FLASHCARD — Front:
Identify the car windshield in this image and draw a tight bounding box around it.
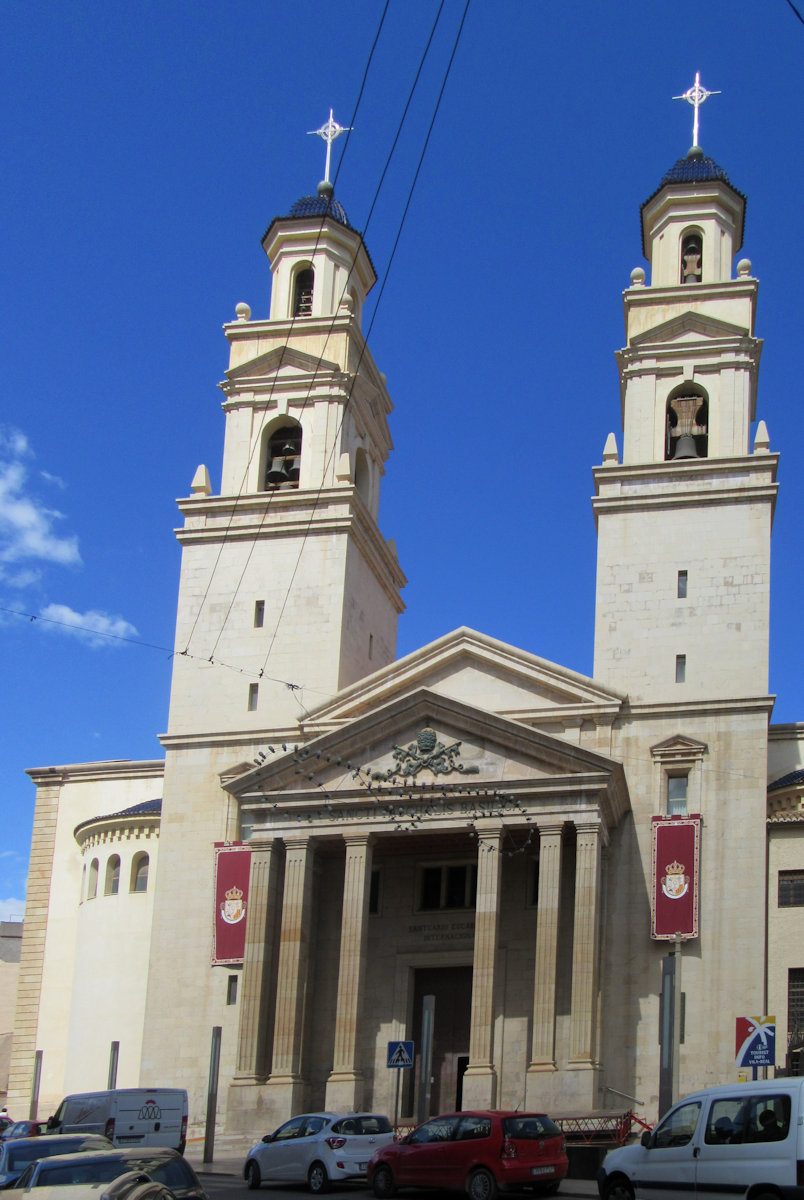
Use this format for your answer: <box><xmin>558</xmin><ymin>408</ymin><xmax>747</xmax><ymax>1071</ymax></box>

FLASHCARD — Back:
<box><xmin>503</xmin><ymin>1116</ymin><xmax>562</xmax><ymax>1139</ymax></box>
<box><xmin>37</xmin><ymin>1160</ymin><xmax>126</xmax><ymax>1186</ymax></box>
<box><xmin>125</xmin><ymin>1158</ymin><xmax>190</xmax><ymax>1189</ymax></box>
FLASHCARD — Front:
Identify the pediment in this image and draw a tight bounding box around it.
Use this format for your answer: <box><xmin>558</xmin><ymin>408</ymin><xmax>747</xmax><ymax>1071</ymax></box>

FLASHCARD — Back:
<box><xmin>630</xmin><ymin>310</ymin><xmax>748</xmax><ymax>349</ymax></box>
<box><xmin>650</xmin><ymin>734</ymin><xmax>708</xmax><ymax>767</ymax></box>
<box><xmin>222</xmin><ymin>345</ymin><xmax>340</xmax><ymax>388</ymax></box>
<box><xmin>223</xmin><ymin>686</ymin><xmax>630</xmax><ymax>832</ymax></box>
<box><xmin>299</xmin><ymin>628</ymin><xmax>624</xmax><ymax>736</ymax></box>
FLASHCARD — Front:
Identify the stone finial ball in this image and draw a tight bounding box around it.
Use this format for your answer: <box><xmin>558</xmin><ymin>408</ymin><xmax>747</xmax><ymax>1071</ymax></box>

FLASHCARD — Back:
<box><xmin>317</xmin><ymin>180</ymin><xmax>334</xmax><ymax>198</ymax></box>
<box><xmin>737</xmin><ymin>258</ymin><xmax>752</xmax><ymax>277</ymax></box>
<box><xmin>235</xmin><ymin>302</ymin><xmax>251</xmax><ymax>322</ymax></box>
<box><xmin>630</xmin><ymin>267</ymin><xmax>646</xmax><ymax>287</ymax></box>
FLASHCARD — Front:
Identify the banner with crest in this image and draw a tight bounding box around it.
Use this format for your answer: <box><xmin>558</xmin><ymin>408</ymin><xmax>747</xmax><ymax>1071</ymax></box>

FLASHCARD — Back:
<box><xmin>213</xmin><ymin>842</ymin><xmax>252</xmax><ymax>964</ymax></box>
<box><xmin>650</xmin><ymin>816</ymin><xmax>701</xmax><ymax>940</ymax></box>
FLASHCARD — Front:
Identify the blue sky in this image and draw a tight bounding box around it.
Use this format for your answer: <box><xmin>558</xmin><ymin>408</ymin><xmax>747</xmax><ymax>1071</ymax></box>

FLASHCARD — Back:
<box><xmin>2</xmin><ymin>1</ymin><xmax>803</xmax><ymax>919</ymax></box>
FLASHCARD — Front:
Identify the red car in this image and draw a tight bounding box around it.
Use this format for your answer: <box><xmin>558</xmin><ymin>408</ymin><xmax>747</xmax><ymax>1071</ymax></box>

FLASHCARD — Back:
<box><xmin>368</xmin><ymin>1110</ymin><xmax>568</xmax><ymax>1200</ymax></box>
<box><xmin>0</xmin><ymin>1120</ymin><xmax>44</xmax><ymax>1141</ymax></box>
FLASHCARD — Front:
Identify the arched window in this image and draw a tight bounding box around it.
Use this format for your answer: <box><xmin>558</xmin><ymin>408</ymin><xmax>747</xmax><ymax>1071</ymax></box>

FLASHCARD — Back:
<box><xmin>293</xmin><ymin>267</ymin><xmax>314</xmax><ymax>317</ymax></box>
<box><xmin>264</xmin><ymin>424</ymin><xmax>302</xmax><ymax>490</ymax></box>
<box><xmin>130</xmin><ymin>853</ymin><xmax>149</xmax><ymax>893</ymax></box>
<box><xmin>681</xmin><ymin>232</ymin><xmax>703</xmax><ymax>284</ymax></box>
<box><xmin>666</xmin><ymin>384</ymin><xmax>708</xmax><ymax>460</ymax></box>
<box><xmin>354</xmin><ymin>448</ymin><xmax>370</xmax><ymax>505</ymax></box>
<box><xmin>88</xmin><ymin>859</ymin><xmax>99</xmax><ymax>900</ymax></box>
<box><xmin>105</xmin><ymin>854</ymin><xmax>120</xmax><ymax>896</ymax></box>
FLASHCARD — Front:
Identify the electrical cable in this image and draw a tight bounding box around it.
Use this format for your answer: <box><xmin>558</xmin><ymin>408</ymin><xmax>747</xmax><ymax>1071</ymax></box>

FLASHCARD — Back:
<box><xmin>181</xmin><ymin>0</ymin><xmax>391</xmax><ymax>657</ymax></box>
<box><xmin>203</xmin><ymin>0</ymin><xmax>449</xmax><ymax>669</ymax></box>
<box><xmin>260</xmin><ymin>0</ymin><xmax>470</xmax><ymax>682</ymax></box>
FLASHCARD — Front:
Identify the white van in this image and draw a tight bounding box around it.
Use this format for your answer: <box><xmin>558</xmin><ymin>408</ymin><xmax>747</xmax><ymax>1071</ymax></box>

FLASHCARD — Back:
<box><xmin>48</xmin><ymin>1089</ymin><xmax>188</xmax><ymax>1154</ymax></box>
<box><xmin>598</xmin><ymin>1077</ymin><xmax>804</xmax><ymax>1199</ymax></box>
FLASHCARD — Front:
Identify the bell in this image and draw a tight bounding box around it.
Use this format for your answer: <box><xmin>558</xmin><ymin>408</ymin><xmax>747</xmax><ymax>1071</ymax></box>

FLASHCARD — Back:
<box><xmin>672</xmin><ymin>434</ymin><xmax>699</xmax><ymax>460</ymax></box>
<box><xmin>266</xmin><ymin>457</ymin><xmax>290</xmax><ymax>485</ymax></box>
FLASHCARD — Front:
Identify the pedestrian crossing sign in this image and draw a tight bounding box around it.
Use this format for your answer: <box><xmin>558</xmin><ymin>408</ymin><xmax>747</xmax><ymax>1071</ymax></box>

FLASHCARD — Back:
<box><xmin>387</xmin><ymin>1040</ymin><xmax>414</xmax><ymax>1068</ymax></box>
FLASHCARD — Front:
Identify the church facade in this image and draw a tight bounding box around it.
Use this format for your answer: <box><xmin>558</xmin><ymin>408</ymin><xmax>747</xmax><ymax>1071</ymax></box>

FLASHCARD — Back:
<box><xmin>10</xmin><ymin>146</ymin><xmax>804</xmax><ymax>1137</ymax></box>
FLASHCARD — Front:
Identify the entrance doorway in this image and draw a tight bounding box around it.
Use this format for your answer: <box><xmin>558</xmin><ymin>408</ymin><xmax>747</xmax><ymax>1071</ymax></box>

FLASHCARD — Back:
<box><xmin>410</xmin><ymin>966</ymin><xmax>472</xmax><ymax>1117</ymax></box>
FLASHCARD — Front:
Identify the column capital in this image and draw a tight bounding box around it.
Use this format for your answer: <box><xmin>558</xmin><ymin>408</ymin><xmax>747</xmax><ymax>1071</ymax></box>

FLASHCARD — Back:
<box><xmin>536</xmin><ymin>821</ymin><xmax>566</xmax><ymax>839</ymax></box>
<box><xmin>342</xmin><ymin>831</ymin><xmax>375</xmax><ymax>849</ymax></box>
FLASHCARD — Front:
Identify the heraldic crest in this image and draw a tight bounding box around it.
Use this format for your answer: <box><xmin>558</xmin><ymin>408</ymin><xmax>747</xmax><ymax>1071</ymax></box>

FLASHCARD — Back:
<box><xmin>660</xmin><ymin>859</ymin><xmax>689</xmax><ymax>900</ymax></box>
<box><xmin>372</xmin><ymin>727</ymin><xmax>480</xmax><ymax>781</ymax></box>
<box><xmin>220</xmin><ymin>883</ymin><xmax>246</xmax><ymax>925</ymax></box>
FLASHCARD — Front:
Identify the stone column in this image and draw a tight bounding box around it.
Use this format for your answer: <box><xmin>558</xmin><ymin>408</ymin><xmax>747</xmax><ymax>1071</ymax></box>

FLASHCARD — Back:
<box><xmin>461</xmin><ymin>822</ymin><xmax>503</xmax><ymax>1110</ymax></box>
<box><xmin>234</xmin><ymin>840</ymin><xmax>282</xmax><ymax>1079</ymax></box>
<box><xmin>326</xmin><ymin>833</ymin><xmax>374</xmax><ymax>1111</ymax></box>
<box><xmin>569</xmin><ymin>820</ymin><xmax>603</xmax><ymax>1067</ymax></box>
<box><xmin>226</xmin><ymin>840</ymin><xmax>283</xmax><ymax>1133</ymax></box>
<box><xmin>267</xmin><ymin>835</ymin><xmax>316</xmax><ymax>1113</ymax></box>
<box><xmin>526</xmin><ymin>823</ymin><xmax>564</xmax><ymax>1106</ymax></box>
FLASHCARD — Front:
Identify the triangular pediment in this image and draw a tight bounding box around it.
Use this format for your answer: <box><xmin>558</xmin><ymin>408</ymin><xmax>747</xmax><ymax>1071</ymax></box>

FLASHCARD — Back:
<box><xmin>223</xmin><ymin>686</ymin><xmax>630</xmax><ymax>831</ymax></box>
<box><xmin>222</xmin><ymin>345</ymin><xmax>340</xmax><ymax>388</ymax></box>
<box><xmin>630</xmin><ymin>310</ymin><xmax>748</xmax><ymax>349</ymax></box>
<box><xmin>299</xmin><ymin>628</ymin><xmax>624</xmax><ymax>737</ymax></box>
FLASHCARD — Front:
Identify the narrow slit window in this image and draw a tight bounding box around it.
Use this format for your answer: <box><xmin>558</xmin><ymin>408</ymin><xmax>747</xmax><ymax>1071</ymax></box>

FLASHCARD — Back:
<box><xmin>227</xmin><ymin>975</ymin><xmax>238</xmax><ymax>1005</ymax></box>
<box><xmin>675</xmin><ymin>655</ymin><xmax>686</xmax><ymax>683</ymax></box>
<box><xmin>254</xmin><ymin>601</ymin><xmax>265</xmax><ymax>628</ymax></box>
<box><xmin>677</xmin><ymin>570</ymin><xmax>688</xmax><ymax>599</ymax></box>
<box><xmin>248</xmin><ymin>683</ymin><xmax>259</xmax><ymax>711</ymax></box>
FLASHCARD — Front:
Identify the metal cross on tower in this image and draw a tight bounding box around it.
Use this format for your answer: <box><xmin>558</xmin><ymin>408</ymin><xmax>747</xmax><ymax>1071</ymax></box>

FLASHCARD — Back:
<box><xmin>673</xmin><ymin>73</ymin><xmax>721</xmax><ymax>149</ymax></box>
<box><xmin>307</xmin><ymin>108</ymin><xmax>352</xmax><ymax>185</ymax></box>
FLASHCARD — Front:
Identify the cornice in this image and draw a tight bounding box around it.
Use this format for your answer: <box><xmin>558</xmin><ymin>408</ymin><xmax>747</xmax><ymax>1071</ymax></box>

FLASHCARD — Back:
<box><xmin>613</xmin><ymin>695</ymin><xmax>775</xmax><ymax>721</ymax></box>
<box><xmin>26</xmin><ymin>760</ymin><xmax>164</xmax><ymax>786</ymax></box>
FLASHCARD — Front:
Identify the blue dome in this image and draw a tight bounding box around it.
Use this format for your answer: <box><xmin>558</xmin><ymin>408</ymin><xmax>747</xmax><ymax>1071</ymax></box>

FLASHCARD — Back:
<box><xmin>660</xmin><ymin>154</ymin><xmax>734</xmax><ymax>188</ymax></box>
<box><xmin>286</xmin><ymin>193</ymin><xmax>352</xmax><ymax>228</ymax></box>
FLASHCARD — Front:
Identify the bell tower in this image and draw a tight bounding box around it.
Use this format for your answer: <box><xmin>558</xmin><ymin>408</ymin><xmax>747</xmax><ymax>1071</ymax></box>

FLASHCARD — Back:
<box><xmin>166</xmin><ymin>180</ymin><xmax>406</xmax><ymax>737</ymax></box>
<box><xmin>592</xmin><ymin>146</ymin><xmax>778</xmax><ymax>703</ymax></box>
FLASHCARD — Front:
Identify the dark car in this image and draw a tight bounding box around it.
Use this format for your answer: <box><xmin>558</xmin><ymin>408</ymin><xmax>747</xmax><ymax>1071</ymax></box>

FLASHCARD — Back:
<box><xmin>0</xmin><ymin>1124</ymin><xmax>44</xmax><ymax>1143</ymax></box>
<box><xmin>368</xmin><ymin>1111</ymin><xmax>568</xmax><ymax>1200</ymax></box>
<box><xmin>0</xmin><ymin>1136</ymin><xmax>113</xmax><ymax>1188</ymax></box>
<box><xmin>12</xmin><ymin>1148</ymin><xmax>206</xmax><ymax>1200</ymax></box>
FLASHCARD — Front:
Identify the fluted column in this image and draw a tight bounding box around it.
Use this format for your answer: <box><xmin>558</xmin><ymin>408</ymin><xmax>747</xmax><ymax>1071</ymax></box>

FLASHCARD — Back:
<box><xmin>326</xmin><ymin>833</ymin><xmax>374</xmax><ymax>1111</ymax></box>
<box><xmin>569</xmin><ymin>820</ymin><xmax>603</xmax><ymax>1064</ymax></box>
<box><xmin>268</xmin><ymin>835</ymin><xmax>316</xmax><ymax>1112</ymax></box>
<box><xmin>526</xmin><ymin>823</ymin><xmax>564</xmax><ymax>1102</ymax></box>
<box><xmin>461</xmin><ymin>822</ymin><xmax>503</xmax><ymax>1110</ymax></box>
<box><xmin>234</xmin><ymin>840</ymin><xmax>281</xmax><ymax>1080</ymax></box>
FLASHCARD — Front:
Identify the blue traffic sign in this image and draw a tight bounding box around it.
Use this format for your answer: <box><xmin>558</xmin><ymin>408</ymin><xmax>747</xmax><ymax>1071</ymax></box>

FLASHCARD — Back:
<box><xmin>387</xmin><ymin>1040</ymin><xmax>414</xmax><ymax>1068</ymax></box>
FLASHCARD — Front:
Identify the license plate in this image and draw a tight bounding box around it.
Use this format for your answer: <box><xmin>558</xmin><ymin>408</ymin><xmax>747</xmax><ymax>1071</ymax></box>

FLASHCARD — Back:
<box><xmin>358</xmin><ymin>1164</ymin><xmax>368</xmax><ymax>1172</ymax></box>
<box><xmin>531</xmin><ymin>1167</ymin><xmax>554</xmax><ymax>1177</ymax></box>
<box><xmin>117</xmin><ymin>1137</ymin><xmax>143</xmax><ymax>1145</ymax></box>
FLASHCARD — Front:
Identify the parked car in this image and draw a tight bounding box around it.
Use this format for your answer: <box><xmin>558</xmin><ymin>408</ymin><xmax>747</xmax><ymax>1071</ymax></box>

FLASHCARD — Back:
<box><xmin>597</xmin><ymin>1076</ymin><xmax>804</xmax><ymax>1200</ymax></box>
<box><xmin>368</xmin><ymin>1110</ymin><xmax>568</xmax><ymax>1200</ymax></box>
<box><xmin>0</xmin><ymin>1136</ymin><xmax>113</xmax><ymax>1189</ymax></box>
<box><xmin>0</xmin><ymin>1124</ymin><xmax>12</xmax><ymax>1140</ymax></box>
<box><xmin>244</xmin><ymin>1112</ymin><xmax>395</xmax><ymax>1192</ymax></box>
<box><xmin>0</xmin><ymin>1124</ymin><xmax>44</xmax><ymax>1143</ymax></box>
<box><xmin>10</xmin><ymin>1148</ymin><xmax>206</xmax><ymax>1200</ymax></box>
<box><xmin>4</xmin><ymin>1172</ymin><xmax>176</xmax><ymax>1200</ymax></box>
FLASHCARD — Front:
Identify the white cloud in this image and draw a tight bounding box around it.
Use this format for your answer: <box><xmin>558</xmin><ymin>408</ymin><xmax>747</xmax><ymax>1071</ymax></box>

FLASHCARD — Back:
<box><xmin>0</xmin><ymin>899</ymin><xmax>25</xmax><ymax>922</ymax></box>
<box><xmin>39</xmin><ymin>603</ymin><xmax>139</xmax><ymax>647</ymax></box>
<box><xmin>0</xmin><ymin>428</ymin><xmax>80</xmax><ymax>572</ymax></box>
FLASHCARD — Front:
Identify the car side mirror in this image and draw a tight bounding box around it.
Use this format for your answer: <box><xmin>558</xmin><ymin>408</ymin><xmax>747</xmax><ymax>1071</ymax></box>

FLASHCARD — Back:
<box><xmin>641</xmin><ymin>1131</ymin><xmax>652</xmax><ymax>1149</ymax></box>
<box><xmin>262</xmin><ymin>1135</ymin><xmax>273</xmax><ymax>1143</ymax></box>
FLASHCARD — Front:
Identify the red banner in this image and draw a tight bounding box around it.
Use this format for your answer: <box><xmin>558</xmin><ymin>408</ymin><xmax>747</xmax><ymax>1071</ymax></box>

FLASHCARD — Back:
<box><xmin>650</xmin><ymin>816</ymin><xmax>701</xmax><ymax>940</ymax></box>
<box><xmin>212</xmin><ymin>843</ymin><xmax>252</xmax><ymax>964</ymax></box>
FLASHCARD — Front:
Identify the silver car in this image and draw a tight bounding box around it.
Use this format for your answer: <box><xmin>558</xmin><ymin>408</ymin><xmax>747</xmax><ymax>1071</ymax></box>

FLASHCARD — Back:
<box><xmin>244</xmin><ymin>1112</ymin><xmax>395</xmax><ymax>1193</ymax></box>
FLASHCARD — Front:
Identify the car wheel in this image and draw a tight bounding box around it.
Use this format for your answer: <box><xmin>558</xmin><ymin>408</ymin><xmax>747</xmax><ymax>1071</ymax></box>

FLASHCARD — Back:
<box><xmin>308</xmin><ymin>1162</ymin><xmax>330</xmax><ymax>1194</ymax></box>
<box><xmin>372</xmin><ymin>1165</ymin><xmax>397</xmax><ymax>1199</ymax></box>
<box><xmin>466</xmin><ymin>1167</ymin><xmax>497</xmax><ymax>1200</ymax></box>
<box><xmin>246</xmin><ymin>1160</ymin><xmax>262</xmax><ymax>1190</ymax></box>
<box><xmin>602</xmin><ymin>1177</ymin><xmax>634</xmax><ymax>1200</ymax></box>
